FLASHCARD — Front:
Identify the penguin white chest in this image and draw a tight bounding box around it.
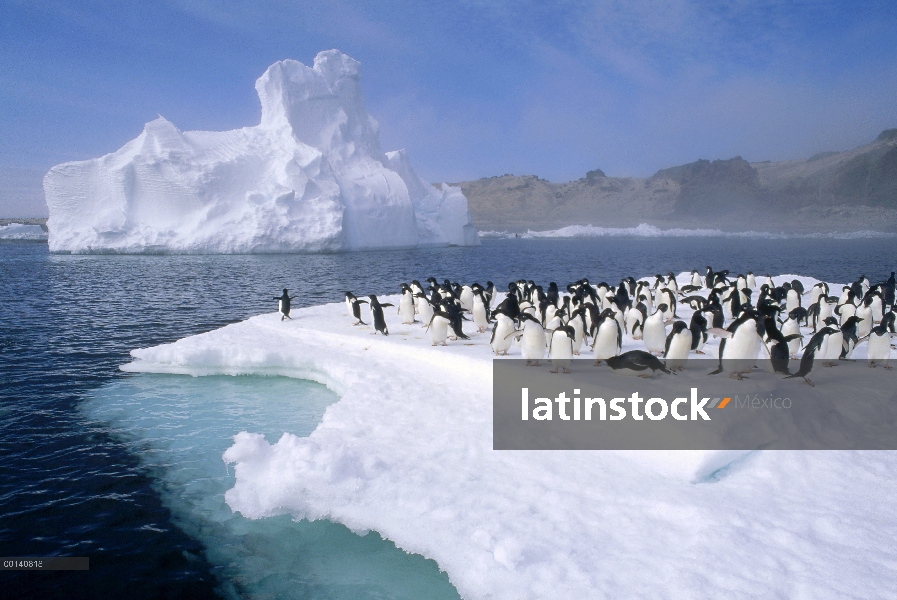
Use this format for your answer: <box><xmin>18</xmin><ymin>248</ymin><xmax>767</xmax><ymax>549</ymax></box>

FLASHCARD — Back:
<box><xmin>724</xmin><ymin>324</ymin><xmax>761</xmax><ymax>362</ymax></box>
<box><xmin>491</xmin><ymin>316</ymin><xmax>515</xmax><ymax>355</ymax></box>
<box><xmin>868</xmin><ymin>333</ymin><xmax>892</xmax><ymax>364</ymax></box>
<box><xmin>592</xmin><ymin>321</ymin><xmax>620</xmax><ymax>360</ymax></box>
<box><xmin>642</xmin><ymin>315</ymin><xmax>667</xmax><ymax>354</ymax></box>
<box><xmin>521</xmin><ymin>323</ymin><xmax>547</xmax><ymax>360</ymax></box>
<box><xmin>399</xmin><ymin>293</ymin><xmax>415</xmax><ymax>324</ymax></box>
<box><xmin>549</xmin><ymin>332</ymin><xmax>574</xmax><ymax>360</ymax></box>
<box><xmin>666</xmin><ymin>331</ymin><xmax>692</xmax><ymax>359</ymax></box>
<box><xmin>430</xmin><ymin>316</ymin><xmax>450</xmax><ymax>346</ymax></box>
<box><xmin>472</xmin><ymin>300</ymin><xmax>488</xmax><ymax>332</ymax></box>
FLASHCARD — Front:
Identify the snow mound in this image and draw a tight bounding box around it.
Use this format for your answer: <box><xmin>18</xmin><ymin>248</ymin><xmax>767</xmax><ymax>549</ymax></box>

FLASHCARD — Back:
<box><xmin>122</xmin><ymin>274</ymin><xmax>897</xmax><ymax>599</ymax></box>
<box><xmin>44</xmin><ymin>50</ymin><xmax>478</xmax><ymax>253</ymax></box>
<box><xmin>0</xmin><ymin>223</ymin><xmax>47</xmax><ymax>240</ymax></box>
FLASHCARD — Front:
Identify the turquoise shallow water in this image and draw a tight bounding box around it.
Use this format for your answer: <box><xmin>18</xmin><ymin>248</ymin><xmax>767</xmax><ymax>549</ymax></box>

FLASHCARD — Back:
<box><xmin>82</xmin><ymin>374</ymin><xmax>460</xmax><ymax>600</ymax></box>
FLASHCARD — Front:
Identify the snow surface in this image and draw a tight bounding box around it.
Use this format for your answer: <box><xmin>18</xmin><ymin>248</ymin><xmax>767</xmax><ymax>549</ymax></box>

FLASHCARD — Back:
<box><xmin>479</xmin><ymin>223</ymin><xmax>897</xmax><ymax>239</ymax></box>
<box><xmin>123</xmin><ymin>273</ymin><xmax>897</xmax><ymax>599</ymax></box>
<box><xmin>0</xmin><ymin>223</ymin><xmax>47</xmax><ymax>240</ymax></box>
<box><xmin>44</xmin><ymin>51</ymin><xmax>478</xmax><ymax>253</ymax></box>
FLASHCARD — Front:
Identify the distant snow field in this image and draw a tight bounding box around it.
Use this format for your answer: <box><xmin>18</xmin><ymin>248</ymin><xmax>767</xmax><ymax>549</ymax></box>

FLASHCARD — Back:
<box><xmin>124</xmin><ymin>273</ymin><xmax>897</xmax><ymax>599</ymax></box>
<box><xmin>479</xmin><ymin>223</ymin><xmax>897</xmax><ymax>239</ymax></box>
<box><xmin>0</xmin><ymin>223</ymin><xmax>47</xmax><ymax>240</ymax></box>
<box><xmin>44</xmin><ymin>51</ymin><xmax>478</xmax><ymax>253</ymax></box>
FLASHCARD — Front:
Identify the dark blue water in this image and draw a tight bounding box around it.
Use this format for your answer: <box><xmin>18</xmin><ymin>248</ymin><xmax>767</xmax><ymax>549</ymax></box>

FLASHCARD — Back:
<box><xmin>2</xmin><ymin>237</ymin><xmax>896</xmax><ymax>598</ymax></box>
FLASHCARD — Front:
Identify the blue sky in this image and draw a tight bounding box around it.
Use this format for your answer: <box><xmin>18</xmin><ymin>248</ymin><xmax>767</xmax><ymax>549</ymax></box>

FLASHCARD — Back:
<box><xmin>1</xmin><ymin>0</ymin><xmax>896</xmax><ymax>216</ymax></box>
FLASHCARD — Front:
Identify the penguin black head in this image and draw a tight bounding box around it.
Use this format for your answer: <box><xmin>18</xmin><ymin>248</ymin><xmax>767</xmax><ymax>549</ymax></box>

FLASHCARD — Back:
<box><xmin>824</xmin><ymin>316</ymin><xmax>839</xmax><ymax>326</ymax></box>
<box><xmin>283</xmin><ymin>288</ymin><xmax>288</xmax><ymax>294</ymax></box>
<box><xmin>656</xmin><ymin>303</ymin><xmax>668</xmax><ymax>313</ymax></box>
<box><xmin>670</xmin><ymin>321</ymin><xmax>688</xmax><ymax>334</ymax></box>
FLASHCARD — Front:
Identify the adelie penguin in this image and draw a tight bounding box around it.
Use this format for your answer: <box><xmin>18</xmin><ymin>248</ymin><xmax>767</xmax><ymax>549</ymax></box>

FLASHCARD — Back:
<box><xmin>642</xmin><ymin>304</ymin><xmax>669</xmax><ymax>356</ymax></box>
<box><xmin>490</xmin><ymin>311</ymin><xmax>516</xmax><ymax>355</ymax></box>
<box><xmin>275</xmin><ymin>288</ymin><xmax>297</xmax><ymax>321</ymax></box>
<box><xmin>605</xmin><ymin>350</ymin><xmax>671</xmax><ymax>377</ymax></box>
<box><xmin>427</xmin><ymin>309</ymin><xmax>452</xmax><ymax>346</ymax></box>
<box><xmin>709</xmin><ymin>309</ymin><xmax>765</xmax><ymax>380</ymax></box>
<box><xmin>508</xmin><ymin>313</ymin><xmax>547</xmax><ymax>366</ymax></box>
<box><xmin>547</xmin><ymin>325</ymin><xmax>576</xmax><ymax>373</ymax></box>
<box><xmin>864</xmin><ymin>325</ymin><xmax>894</xmax><ymax>368</ymax></box>
<box><xmin>367</xmin><ymin>295</ymin><xmax>393</xmax><ymax>335</ymax></box>
<box><xmin>591</xmin><ymin>308</ymin><xmax>622</xmax><ymax>366</ymax></box>
<box><xmin>663</xmin><ymin>321</ymin><xmax>692</xmax><ymax>371</ymax></box>
<box><xmin>689</xmin><ymin>311</ymin><xmax>708</xmax><ymax>354</ymax></box>
<box><xmin>345</xmin><ymin>292</ymin><xmax>368</xmax><ymax>325</ymax></box>
<box><xmin>398</xmin><ymin>284</ymin><xmax>417</xmax><ymax>324</ymax></box>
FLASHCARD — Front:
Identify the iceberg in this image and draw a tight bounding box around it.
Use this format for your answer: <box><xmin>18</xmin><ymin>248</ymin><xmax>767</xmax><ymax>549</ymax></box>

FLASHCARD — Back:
<box><xmin>44</xmin><ymin>50</ymin><xmax>479</xmax><ymax>253</ymax></box>
<box><xmin>122</xmin><ymin>273</ymin><xmax>897</xmax><ymax>599</ymax></box>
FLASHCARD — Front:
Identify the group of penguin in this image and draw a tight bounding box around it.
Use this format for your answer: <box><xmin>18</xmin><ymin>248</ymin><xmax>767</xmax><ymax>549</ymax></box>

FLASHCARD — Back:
<box><xmin>338</xmin><ymin>268</ymin><xmax>897</xmax><ymax>384</ymax></box>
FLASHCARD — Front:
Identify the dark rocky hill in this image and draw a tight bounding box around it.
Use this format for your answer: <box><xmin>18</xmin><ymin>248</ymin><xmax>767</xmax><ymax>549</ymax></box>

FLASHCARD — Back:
<box><xmin>451</xmin><ymin>129</ymin><xmax>897</xmax><ymax>233</ymax></box>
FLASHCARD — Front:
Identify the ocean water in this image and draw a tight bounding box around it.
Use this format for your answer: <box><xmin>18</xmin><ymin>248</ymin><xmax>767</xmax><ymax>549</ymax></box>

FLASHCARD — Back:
<box><xmin>2</xmin><ymin>237</ymin><xmax>896</xmax><ymax>598</ymax></box>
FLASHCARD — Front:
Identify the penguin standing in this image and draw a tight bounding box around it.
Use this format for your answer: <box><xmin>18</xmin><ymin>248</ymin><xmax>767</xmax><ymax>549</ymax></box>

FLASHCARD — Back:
<box><xmin>642</xmin><ymin>304</ymin><xmax>669</xmax><ymax>356</ymax></box>
<box><xmin>508</xmin><ymin>313</ymin><xmax>547</xmax><ymax>366</ymax></box>
<box><xmin>814</xmin><ymin>318</ymin><xmax>843</xmax><ymax>367</ymax></box>
<box><xmin>663</xmin><ymin>321</ymin><xmax>692</xmax><ymax>371</ymax></box>
<box><xmin>781</xmin><ymin>309</ymin><xmax>804</xmax><ymax>358</ymax></box>
<box><xmin>591</xmin><ymin>308</ymin><xmax>622</xmax><ymax>366</ymax></box>
<box><xmin>763</xmin><ymin>326</ymin><xmax>800</xmax><ymax>375</ymax></box>
<box><xmin>415</xmin><ymin>293</ymin><xmax>434</xmax><ymax>328</ymax></box>
<box><xmin>865</xmin><ymin>325</ymin><xmax>893</xmax><ymax>368</ymax></box>
<box><xmin>548</xmin><ymin>325</ymin><xmax>576</xmax><ymax>373</ymax></box>
<box><xmin>472</xmin><ymin>291</ymin><xmax>490</xmax><ymax>333</ymax></box>
<box><xmin>428</xmin><ymin>310</ymin><xmax>452</xmax><ymax>346</ymax></box>
<box><xmin>626</xmin><ymin>302</ymin><xmax>648</xmax><ymax>340</ymax></box>
<box><xmin>367</xmin><ymin>295</ymin><xmax>393</xmax><ymax>336</ymax></box>
<box><xmin>345</xmin><ymin>292</ymin><xmax>368</xmax><ymax>325</ymax></box>
<box><xmin>839</xmin><ymin>315</ymin><xmax>863</xmax><ymax>359</ymax></box>
<box><xmin>274</xmin><ymin>288</ymin><xmax>297</xmax><ymax>321</ymax></box>
<box><xmin>568</xmin><ymin>307</ymin><xmax>588</xmax><ymax>355</ymax></box>
<box><xmin>856</xmin><ymin>296</ymin><xmax>875</xmax><ymax>339</ymax></box>
<box><xmin>459</xmin><ymin>285</ymin><xmax>475</xmax><ymax>313</ymax></box>
<box><xmin>690</xmin><ymin>270</ymin><xmax>702</xmax><ymax>288</ymax></box>
<box><xmin>399</xmin><ymin>284</ymin><xmax>417</xmax><ymax>324</ymax></box>
<box><xmin>688</xmin><ymin>311</ymin><xmax>708</xmax><ymax>354</ymax></box>
<box><xmin>709</xmin><ymin>310</ymin><xmax>765</xmax><ymax>380</ymax></box>
<box><xmin>490</xmin><ymin>312</ymin><xmax>516</xmax><ymax>355</ymax></box>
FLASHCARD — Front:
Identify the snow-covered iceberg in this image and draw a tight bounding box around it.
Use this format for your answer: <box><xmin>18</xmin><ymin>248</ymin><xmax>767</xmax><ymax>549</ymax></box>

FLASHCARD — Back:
<box><xmin>44</xmin><ymin>50</ymin><xmax>479</xmax><ymax>253</ymax></box>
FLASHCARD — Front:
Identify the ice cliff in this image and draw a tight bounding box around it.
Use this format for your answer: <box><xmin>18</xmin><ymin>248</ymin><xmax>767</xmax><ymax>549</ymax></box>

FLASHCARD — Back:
<box><xmin>44</xmin><ymin>50</ymin><xmax>479</xmax><ymax>253</ymax></box>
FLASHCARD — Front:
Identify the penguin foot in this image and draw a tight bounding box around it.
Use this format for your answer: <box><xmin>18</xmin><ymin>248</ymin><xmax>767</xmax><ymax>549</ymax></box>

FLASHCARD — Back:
<box><xmin>886</xmin><ymin>365</ymin><xmax>893</xmax><ymax>370</ymax></box>
<box><xmin>696</xmin><ymin>350</ymin><xmax>705</xmax><ymax>355</ymax></box>
<box><xmin>593</xmin><ymin>361</ymin><xmax>603</xmax><ymax>367</ymax></box>
<box><xmin>550</xmin><ymin>368</ymin><xmax>559</xmax><ymax>373</ymax></box>
<box><xmin>869</xmin><ymin>363</ymin><xmax>876</xmax><ymax>368</ymax></box>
